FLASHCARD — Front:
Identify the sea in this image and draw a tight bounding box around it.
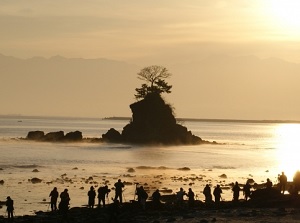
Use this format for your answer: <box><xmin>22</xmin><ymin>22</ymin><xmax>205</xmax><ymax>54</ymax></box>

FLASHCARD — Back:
<box><xmin>0</xmin><ymin>115</ymin><xmax>300</xmax><ymax>216</ymax></box>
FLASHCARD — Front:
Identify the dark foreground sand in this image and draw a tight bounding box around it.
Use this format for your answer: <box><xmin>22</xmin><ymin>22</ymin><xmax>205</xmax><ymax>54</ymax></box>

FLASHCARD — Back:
<box><xmin>1</xmin><ymin>195</ymin><xmax>300</xmax><ymax>223</ymax></box>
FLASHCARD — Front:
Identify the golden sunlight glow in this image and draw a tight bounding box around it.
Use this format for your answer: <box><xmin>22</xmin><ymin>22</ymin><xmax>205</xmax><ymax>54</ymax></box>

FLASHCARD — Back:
<box><xmin>264</xmin><ymin>0</ymin><xmax>300</xmax><ymax>38</ymax></box>
<box><xmin>275</xmin><ymin>124</ymin><xmax>300</xmax><ymax>180</ymax></box>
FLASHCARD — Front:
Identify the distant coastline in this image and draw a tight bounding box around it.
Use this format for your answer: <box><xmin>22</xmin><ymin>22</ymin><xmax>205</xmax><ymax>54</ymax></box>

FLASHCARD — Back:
<box><xmin>103</xmin><ymin>116</ymin><xmax>300</xmax><ymax>124</ymax></box>
<box><xmin>1</xmin><ymin>114</ymin><xmax>300</xmax><ymax>124</ymax></box>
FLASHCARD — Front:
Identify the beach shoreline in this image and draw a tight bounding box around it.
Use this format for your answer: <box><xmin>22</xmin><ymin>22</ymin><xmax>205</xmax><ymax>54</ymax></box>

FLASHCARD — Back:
<box><xmin>1</xmin><ymin>196</ymin><xmax>300</xmax><ymax>223</ymax></box>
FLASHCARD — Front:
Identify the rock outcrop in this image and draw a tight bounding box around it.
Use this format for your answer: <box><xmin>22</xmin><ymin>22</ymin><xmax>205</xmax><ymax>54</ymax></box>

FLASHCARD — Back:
<box><xmin>44</xmin><ymin>131</ymin><xmax>64</xmax><ymax>141</ymax></box>
<box><xmin>102</xmin><ymin>128</ymin><xmax>122</xmax><ymax>142</ymax></box>
<box><xmin>104</xmin><ymin>93</ymin><xmax>203</xmax><ymax>145</ymax></box>
<box><xmin>26</xmin><ymin>131</ymin><xmax>45</xmax><ymax>140</ymax></box>
<box><xmin>26</xmin><ymin>130</ymin><xmax>83</xmax><ymax>142</ymax></box>
<box><xmin>64</xmin><ymin>131</ymin><xmax>83</xmax><ymax>141</ymax></box>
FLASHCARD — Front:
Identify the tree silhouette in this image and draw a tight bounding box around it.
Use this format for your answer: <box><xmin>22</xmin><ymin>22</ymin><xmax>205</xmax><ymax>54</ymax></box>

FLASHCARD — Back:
<box><xmin>135</xmin><ymin>65</ymin><xmax>172</xmax><ymax>99</ymax></box>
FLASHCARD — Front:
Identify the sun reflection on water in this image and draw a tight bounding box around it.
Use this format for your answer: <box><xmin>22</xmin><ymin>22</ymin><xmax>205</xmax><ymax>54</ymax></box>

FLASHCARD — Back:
<box><xmin>275</xmin><ymin>124</ymin><xmax>300</xmax><ymax>181</ymax></box>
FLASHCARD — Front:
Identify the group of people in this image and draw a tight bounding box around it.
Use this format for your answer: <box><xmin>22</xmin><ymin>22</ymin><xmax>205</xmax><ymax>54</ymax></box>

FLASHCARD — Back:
<box><xmin>5</xmin><ymin>172</ymin><xmax>291</xmax><ymax>220</ymax></box>
<box><xmin>49</xmin><ymin>187</ymin><xmax>70</xmax><ymax>212</ymax></box>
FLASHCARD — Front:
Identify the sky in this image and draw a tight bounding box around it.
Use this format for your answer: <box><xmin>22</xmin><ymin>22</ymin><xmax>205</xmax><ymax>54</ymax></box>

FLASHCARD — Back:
<box><xmin>2</xmin><ymin>0</ymin><xmax>300</xmax><ymax>63</ymax></box>
<box><xmin>1</xmin><ymin>0</ymin><xmax>300</xmax><ymax>120</ymax></box>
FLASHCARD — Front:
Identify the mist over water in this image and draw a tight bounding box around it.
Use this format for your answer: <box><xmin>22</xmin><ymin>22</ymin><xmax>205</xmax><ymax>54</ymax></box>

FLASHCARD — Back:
<box><xmin>0</xmin><ymin>116</ymin><xmax>299</xmax><ymax>215</ymax></box>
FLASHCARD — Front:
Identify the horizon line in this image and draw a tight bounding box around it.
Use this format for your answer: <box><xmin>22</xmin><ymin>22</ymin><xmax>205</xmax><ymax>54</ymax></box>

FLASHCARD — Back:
<box><xmin>1</xmin><ymin>114</ymin><xmax>300</xmax><ymax>124</ymax></box>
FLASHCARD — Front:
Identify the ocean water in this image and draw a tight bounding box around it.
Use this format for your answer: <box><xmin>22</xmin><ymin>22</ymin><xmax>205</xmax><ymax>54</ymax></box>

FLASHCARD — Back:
<box><xmin>0</xmin><ymin>116</ymin><xmax>300</xmax><ymax>216</ymax></box>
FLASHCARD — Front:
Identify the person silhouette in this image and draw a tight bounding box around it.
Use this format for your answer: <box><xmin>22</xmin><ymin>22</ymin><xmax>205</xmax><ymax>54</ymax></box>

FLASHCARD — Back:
<box><xmin>187</xmin><ymin>188</ymin><xmax>195</xmax><ymax>208</ymax></box>
<box><xmin>98</xmin><ymin>185</ymin><xmax>111</xmax><ymax>208</ymax></box>
<box><xmin>232</xmin><ymin>181</ymin><xmax>241</xmax><ymax>202</ymax></box>
<box><xmin>59</xmin><ymin>189</ymin><xmax>70</xmax><ymax>222</ymax></box>
<box><xmin>266</xmin><ymin>178</ymin><xmax>273</xmax><ymax>190</ymax></box>
<box><xmin>136</xmin><ymin>186</ymin><xmax>148</xmax><ymax>210</ymax></box>
<box><xmin>6</xmin><ymin>196</ymin><xmax>14</xmax><ymax>220</ymax></box>
<box><xmin>203</xmin><ymin>184</ymin><xmax>212</xmax><ymax>203</ymax></box>
<box><xmin>213</xmin><ymin>185</ymin><xmax>222</xmax><ymax>204</ymax></box>
<box><xmin>176</xmin><ymin>187</ymin><xmax>187</xmax><ymax>207</ymax></box>
<box><xmin>49</xmin><ymin>187</ymin><xmax>59</xmax><ymax>211</ymax></box>
<box><xmin>279</xmin><ymin>172</ymin><xmax>287</xmax><ymax>194</ymax></box>
<box><xmin>152</xmin><ymin>189</ymin><xmax>161</xmax><ymax>207</ymax></box>
<box><xmin>88</xmin><ymin>186</ymin><xmax>96</xmax><ymax>208</ymax></box>
<box><xmin>243</xmin><ymin>182</ymin><xmax>251</xmax><ymax>201</ymax></box>
<box><xmin>114</xmin><ymin>179</ymin><xmax>125</xmax><ymax>204</ymax></box>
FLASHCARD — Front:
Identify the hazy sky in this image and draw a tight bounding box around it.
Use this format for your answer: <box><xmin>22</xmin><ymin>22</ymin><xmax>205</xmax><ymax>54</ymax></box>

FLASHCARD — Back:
<box><xmin>1</xmin><ymin>0</ymin><xmax>300</xmax><ymax>120</ymax></box>
<box><xmin>1</xmin><ymin>0</ymin><xmax>300</xmax><ymax>63</ymax></box>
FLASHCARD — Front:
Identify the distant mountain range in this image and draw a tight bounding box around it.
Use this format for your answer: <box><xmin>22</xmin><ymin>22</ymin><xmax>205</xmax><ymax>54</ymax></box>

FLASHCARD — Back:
<box><xmin>1</xmin><ymin>54</ymin><xmax>300</xmax><ymax>120</ymax></box>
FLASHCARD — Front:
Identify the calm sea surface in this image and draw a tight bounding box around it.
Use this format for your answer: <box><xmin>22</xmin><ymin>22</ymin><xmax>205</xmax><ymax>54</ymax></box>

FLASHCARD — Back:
<box><xmin>0</xmin><ymin>116</ymin><xmax>300</xmax><ymax>215</ymax></box>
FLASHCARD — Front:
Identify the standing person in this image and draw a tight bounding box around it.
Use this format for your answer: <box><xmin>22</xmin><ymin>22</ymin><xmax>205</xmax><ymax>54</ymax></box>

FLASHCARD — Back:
<box><xmin>213</xmin><ymin>185</ymin><xmax>222</xmax><ymax>204</ymax></box>
<box><xmin>152</xmin><ymin>189</ymin><xmax>161</xmax><ymax>207</ymax></box>
<box><xmin>176</xmin><ymin>187</ymin><xmax>186</xmax><ymax>207</ymax></box>
<box><xmin>114</xmin><ymin>179</ymin><xmax>125</xmax><ymax>204</ymax></box>
<box><xmin>98</xmin><ymin>185</ymin><xmax>111</xmax><ymax>208</ymax></box>
<box><xmin>49</xmin><ymin>187</ymin><xmax>59</xmax><ymax>211</ymax></box>
<box><xmin>243</xmin><ymin>182</ymin><xmax>251</xmax><ymax>201</ymax></box>
<box><xmin>87</xmin><ymin>186</ymin><xmax>96</xmax><ymax>208</ymax></box>
<box><xmin>137</xmin><ymin>186</ymin><xmax>148</xmax><ymax>210</ymax></box>
<box><xmin>6</xmin><ymin>196</ymin><xmax>14</xmax><ymax>220</ymax></box>
<box><xmin>59</xmin><ymin>189</ymin><xmax>70</xmax><ymax>223</ymax></box>
<box><xmin>279</xmin><ymin>172</ymin><xmax>288</xmax><ymax>194</ymax></box>
<box><xmin>243</xmin><ymin>181</ymin><xmax>251</xmax><ymax>201</ymax></box>
<box><xmin>59</xmin><ymin>189</ymin><xmax>70</xmax><ymax>212</ymax></box>
<box><xmin>232</xmin><ymin>181</ymin><xmax>241</xmax><ymax>202</ymax></box>
<box><xmin>203</xmin><ymin>184</ymin><xmax>212</xmax><ymax>203</ymax></box>
<box><xmin>187</xmin><ymin>188</ymin><xmax>195</xmax><ymax>208</ymax></box>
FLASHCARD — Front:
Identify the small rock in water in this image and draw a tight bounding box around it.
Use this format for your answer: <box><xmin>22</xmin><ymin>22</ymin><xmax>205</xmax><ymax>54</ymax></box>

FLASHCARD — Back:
<box><xmin>42</xmin><ymin>199</ymin><xmax>46</xmax><ymax>202</ymax></box>
<box><xmin>127</xmin><ymin>168</ymin><xmax>135</xmax><ymax>173</ymax></box>
<box><xmin>32</xmin><ymin>169</ymin><xmax>39</xmax><ymax>172</ymax></box>
<box><xmin>79</xmin><ymin>187</ymin><xmax>84</xmax><ymax>190</ymax></box>
<box><xmin>0</xmin><ymin>180</ymin><xmax>4</xmax><ymax>185</ymax></box>
<box><xmin>219</xmin><ymin>174</ymin><xmax>227</xmax><ymax>179</ymax></box>
<box><xmin>177</xmin><ymin>167</ymin><xmax>190</xmax><ymax>171</ymax></box>
<box><xmin>30</xmin><ymin>178</ymin><xmax>42</xmax><ymax>184</ymax></box>
<box><xmin>72</xmin><ymin>167</ymin><xmax>78</xmax><ymax>170</ymax></box>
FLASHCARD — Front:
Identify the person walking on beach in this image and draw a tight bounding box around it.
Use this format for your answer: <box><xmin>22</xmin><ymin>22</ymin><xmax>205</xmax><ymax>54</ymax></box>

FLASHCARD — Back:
<box><xmin>213</xmin><ymin>185</ymin><xmax>222</xmax><ymax>204</ymax></box>
<box><xmin>203</xmin><ymin>184</ymin><xmax>212</xmax><ymax>203</ymax></box>
<box><xmin>243</xmin><ymin>181</ymin><xmax>251</xmax><ymax>201</ymax></box>
<box><xmin>6</xmin><ymin>196</ymin><xmax>14</xmax><ymax>221</ymax></box>
<box><xmin>49</xmin><ymin>187</ymin><xmax>59</xmax><ymax>211</ymax></box>
<box><xmin>87</xmin><ymin>186</ymin><xmax>96</xmax><ymax>208</ymax></box>
<box><xmin>279</xmin><ymin>172</ymin><xmax>287</xmax><ymax>194</ymax></box>
<box><xmin>98</xmin><ymin>185</ymin><xmax>111</xmax><ymax>208</ymax></box>
<box><xmin>187</xmin><ymin>188</ymin><xmax>195</xmax><ymax>208</ymax></box>
<box><xmin>232</xmin><ymin>181</ymin><xmax>241</xmax><ymax>202</ymax></box>
<box><xmin>114</xmin><ymin>179</ymin><xmax>125</xmax><ymax>204</ymax></box>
